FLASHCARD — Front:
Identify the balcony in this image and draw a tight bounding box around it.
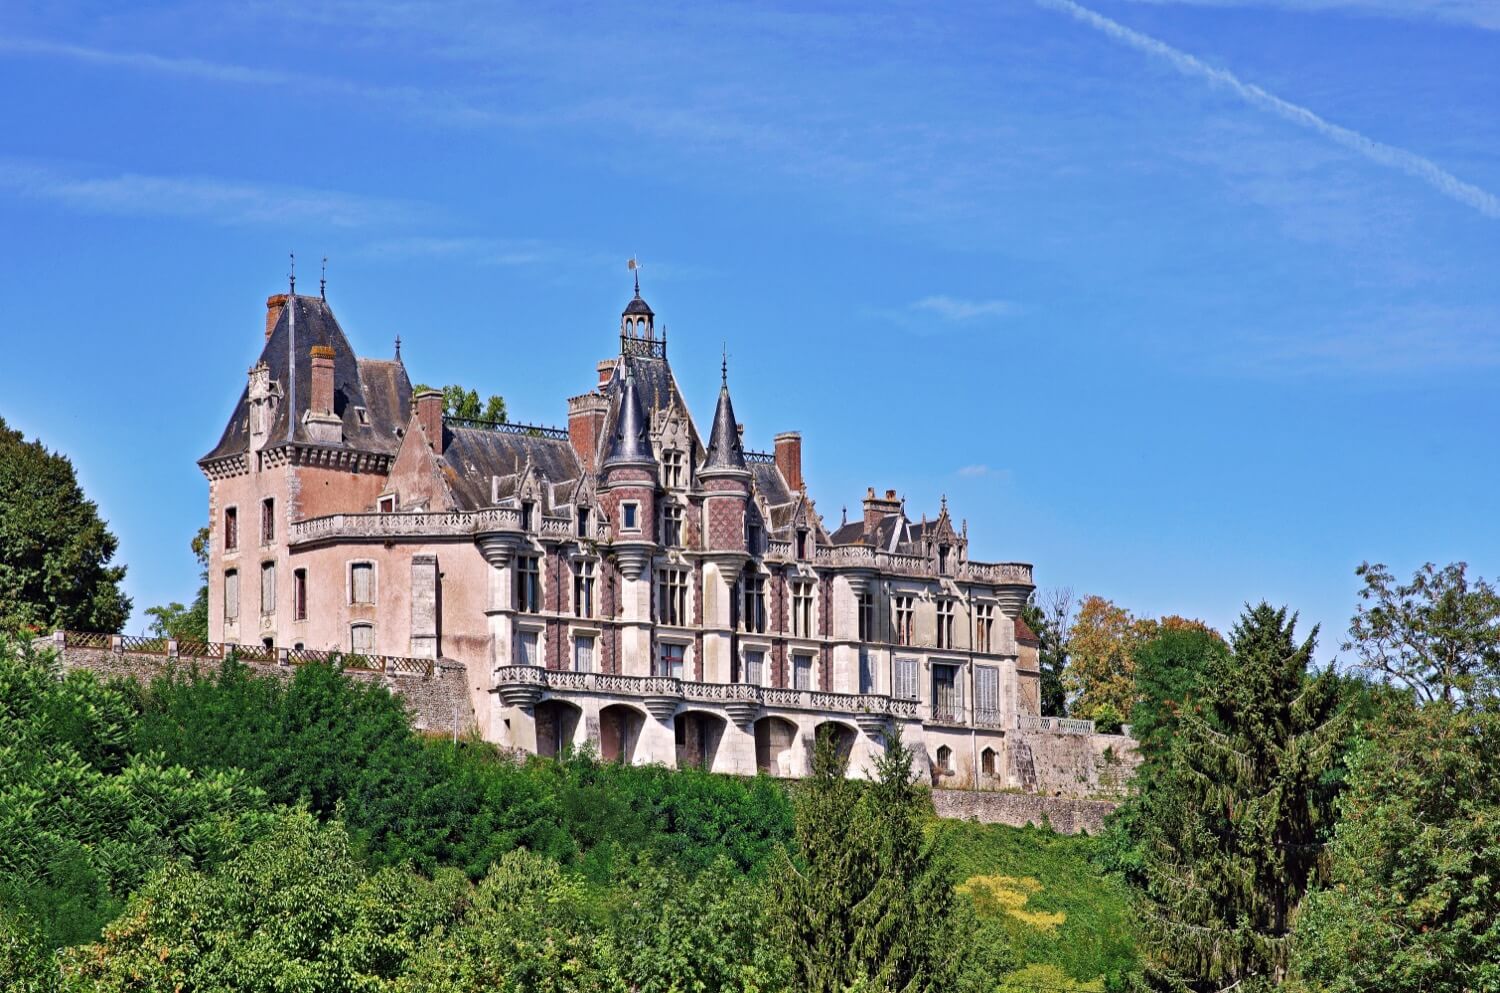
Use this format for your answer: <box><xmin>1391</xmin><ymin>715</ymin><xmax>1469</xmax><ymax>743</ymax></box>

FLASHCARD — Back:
<box><xmin>289</xmin><ymin>507</ymin><xmax>597</xmax><ymax>546</ymax></box>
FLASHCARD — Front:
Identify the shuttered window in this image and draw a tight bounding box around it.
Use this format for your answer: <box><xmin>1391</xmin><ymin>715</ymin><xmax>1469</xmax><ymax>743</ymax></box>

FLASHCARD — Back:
<box><xmin>351</xmin><ymin>562</ymin><xmax>374</xmax><ymax>604</ymax></box>
<box><xmin>260</xmin><ymin>562</ymin><xmax>276</xmax><ymax>616</ymax></box>
<box><xmin>744</xmin><ymin>649</ymin><xmax>765</xmax><ymax>686</ymax></box>
<box><xmin>516</xmin><ymin>630</ymin><xmax>539</xmax><ymax>667</ymax></box>
<box><xmin>574</xmin><ymin>636</ymin><xmax>595</xmax><ymax>673</ymax></box>
<box><xmin>224</xmin><ymin>570</ymin><xmax>239</xmax><ymax>621</ymax></box>
<box><xmin>350</xmin><ymin>623</ymin><xmax>374</xmax><ymax>653</ymax></box>
<box><xmin>793</xmin><ymin>653</ymin><xmax>814</xmax><ymax>690</ymax></box>
<box><xmin>932</xmin><ymin>663</ymin><xmax>962</xmax><ymax>721</ymax></box>
<box><xmin>975</xmin><ymin>665</ymin><xmax>1000</xmax><ymax>724</ymax></box>
<box><xmin>894</xmin><ymin>657</ymin><xmax>919</xmax><ymax>700</ymax></box>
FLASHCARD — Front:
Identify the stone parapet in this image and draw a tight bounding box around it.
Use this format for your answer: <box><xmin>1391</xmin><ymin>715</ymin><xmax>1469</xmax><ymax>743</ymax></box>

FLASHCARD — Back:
<box><xmin>931</xmin><ymin>789</ymin><xmax>1120</xmax><ymax>836</ymax></box>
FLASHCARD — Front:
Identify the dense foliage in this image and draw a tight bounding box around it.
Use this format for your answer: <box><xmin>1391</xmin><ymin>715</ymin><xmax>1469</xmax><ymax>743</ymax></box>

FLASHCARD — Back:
<box><xmin>0</xmin><ymin>417</ymin><xmax>131</xmax><ymax>637</ymax></box>
<box><xmin>412</xmin><ymin>382</ymin><xmax>507</xmax><ymax>423</ymax></box>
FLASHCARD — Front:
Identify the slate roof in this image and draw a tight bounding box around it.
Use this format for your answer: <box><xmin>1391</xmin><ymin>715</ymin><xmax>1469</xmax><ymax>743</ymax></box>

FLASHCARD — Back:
<box><xmin>201</xmin><ymin>295</ymin><xmax>410</xmax><ymax>463</ymax></box>
<box><xmin>830</xmin><ymin>521</ymin><xmax>868</xmax><ymax>545</ymax></box>
<box><xmin>749</xmin><ymin>461</ymin><xmax>794</xmax><ymax>508</ymax></box>
<box><xmin>603</xmin><ymin>365</ymin><xmax>653</xmax><ymax>466</ymax></box>
<box><xmin>439</xmin><ymin>426</ymin><xmax>583</xmax><ymax>511</ymax></box>
<box><xmin>701</xmin><ymin>380</ymin><xmax>747</xmax><ymax>472</ymax></box>
<box><xmin>623</xmin><ymin>292</ymin><xmax>654</xmax><ymax>317</ymax></box>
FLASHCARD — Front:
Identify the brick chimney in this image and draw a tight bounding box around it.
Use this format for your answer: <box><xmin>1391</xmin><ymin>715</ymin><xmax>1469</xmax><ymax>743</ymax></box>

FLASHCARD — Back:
<box><xmin>415</xmin><ymin>389</ymin><xmax>445</xmax><ymax>454</ymax></box>
<box><xmin>310</xmin><ymin>345</ymin><xmax>335</xmax><ymax>415</ymax></box>
<box><xmin>597</xmin><ymin>359</ymin><xmax>617</xmax><ymax>389</ymax></box>
<box><xmin>863</xmin><ymin>487</ymin><xmax>902</xmax><ymax>538</ymax></box>
<box><xmin>568</xmin><ymin>392</ymin><xmax>609</xmax><ymax>472</ymax></box>
<box><xmin>265</xmin><ymin>294</ymin><xmax>288</xmax><ymax>340</ymax></box>
<box><xmin>304</xmin><ymin>345</ymin><xmax>343</xmax><ymax>444</ymax></box>
<box><xmin>774</xmin><ymin>432</ymin><xmax>803</xmax><ymax>491</ymax></box>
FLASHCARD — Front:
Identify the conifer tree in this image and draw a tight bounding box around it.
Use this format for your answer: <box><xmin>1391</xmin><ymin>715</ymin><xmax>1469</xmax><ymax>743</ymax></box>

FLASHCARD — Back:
<box><xmin>1128</xmin><ymin>603</ymin><xmax>1346</xmax><ymax>991</ymax></box>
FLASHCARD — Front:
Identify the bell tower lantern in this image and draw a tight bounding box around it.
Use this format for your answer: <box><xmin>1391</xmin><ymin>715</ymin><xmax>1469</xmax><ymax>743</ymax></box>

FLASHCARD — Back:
<box><xmin>621</xmin><ymin>259</ymin><xmax>655</xmax><ymax>340</ymax></box>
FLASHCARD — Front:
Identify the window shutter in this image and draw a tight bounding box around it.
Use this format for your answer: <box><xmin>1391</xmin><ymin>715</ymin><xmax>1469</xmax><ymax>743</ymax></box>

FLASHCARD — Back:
<box><xmin>976</xmin><ymin>665</ymin><xmax>999</xmax><ymax>719</ymax></box>
<box><xmin>895</xmin><ymin>657</ymin><xmax>918</xmax><ymax>700</ymax></box>
<box><xmin>517</xmin><ymin>631</ymin><xmax>538</xmax><ymax>667</ymax></box>
<box><xmin>575</xmin><ymin>637</ymin><xmax>594</xmax><ymax>673</ymax></box>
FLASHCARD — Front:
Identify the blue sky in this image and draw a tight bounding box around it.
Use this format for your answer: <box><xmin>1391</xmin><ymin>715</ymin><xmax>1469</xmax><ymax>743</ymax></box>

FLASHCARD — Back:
<box><xmin>1</xmin><ymin>0</ymin><xmax>1496</xmax><ymax>658</ymax></box>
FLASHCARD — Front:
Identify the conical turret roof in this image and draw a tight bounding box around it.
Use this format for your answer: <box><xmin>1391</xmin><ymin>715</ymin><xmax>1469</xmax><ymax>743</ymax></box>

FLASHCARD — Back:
<box><xmin>603</xmin><ymin>364</ymin><xmax>653</xmax><ymax>466</ymax></box>
<box><xmin>701</xmin><ymin>372</ymin><xmax>747</xmax><ymax>473</ymax></box>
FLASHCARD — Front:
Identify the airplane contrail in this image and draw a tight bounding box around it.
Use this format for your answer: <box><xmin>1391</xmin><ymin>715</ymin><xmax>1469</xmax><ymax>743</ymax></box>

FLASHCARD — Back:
<box><xmin>1035</xmin><ymin>0</ymin><xmax>1500</xmax><ymax>219</ymax></box>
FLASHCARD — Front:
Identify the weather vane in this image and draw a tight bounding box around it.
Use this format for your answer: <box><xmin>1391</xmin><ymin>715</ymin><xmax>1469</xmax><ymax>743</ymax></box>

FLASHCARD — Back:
<box><xmin>627</xmin><ymin>256</ymin><xmax>642</xmax><ymax>295</ymax></box>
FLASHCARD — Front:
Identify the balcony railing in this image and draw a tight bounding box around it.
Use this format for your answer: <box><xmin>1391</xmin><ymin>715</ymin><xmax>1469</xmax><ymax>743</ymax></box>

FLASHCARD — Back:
<box><xmin>45</xmin><ymin>631</ymin><xmax>436</xmax><ymax>678</ymax></box>
<box><xmin>812</xmin><ymin>546</ymin><xmax>1032</xmax><ymax>586</ymax></box>
<box><xmin>289</xmin><ymin>507</ymin><xmax>599</xmax><ymax>545</ymax></box>
<box><xmin>1016</xmin><ymin>714</ymin><xmax>1096</xmax><ymax>735</ymax></box>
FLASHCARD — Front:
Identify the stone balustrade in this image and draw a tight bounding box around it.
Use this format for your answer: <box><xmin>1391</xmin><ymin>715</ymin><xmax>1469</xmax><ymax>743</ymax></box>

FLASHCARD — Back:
<box><xmin>289</xmin><ymin>507</ymin><xmax>601</xmax><ymax>545</ymax></box>
<box><xmin>811</xmin><ymin>546</ymin><xmax>1032</xmax><ymax>586</ymax></box>
<box><xmin>1016</xmin><ymin>713</ymin><xmax>1096</xmax><ymax>735</ymax></box>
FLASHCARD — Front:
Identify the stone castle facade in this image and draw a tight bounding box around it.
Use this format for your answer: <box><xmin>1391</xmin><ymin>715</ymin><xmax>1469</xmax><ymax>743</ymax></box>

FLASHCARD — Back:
<box><xmin>199</xmin><ymin>281</ymin><xmax>1115</xmax><ymax>786</ymax></box>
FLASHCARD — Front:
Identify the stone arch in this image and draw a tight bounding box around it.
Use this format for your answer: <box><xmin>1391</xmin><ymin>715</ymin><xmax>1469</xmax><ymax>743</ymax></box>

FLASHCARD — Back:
<box><xmin>980</xmin><ymin>745</ymin><xmax>999</xmax><ymax>779</ymax></box>
<box><xmin>810</xmin><ymin>720</ymin><xmax>858</xmax><ymax>772</ymax></box>
<box><xmin>753</xmin><ymin>716</ymin><xmax>798</xmax><ymax>776</ymax></box>
<box><xmin>535</xmin><ymin>699</ymin><xmax>582</xmax><ymax>759</ymax></box>
<box><xmin>674</xmin><ymin>709</ymin><xmax>726</xmax><ymax>770</ymax></box>
<box><xmin>599</xmin><ymin>703</ymin><xmax>647</xmax><ymax>764</ymax></box>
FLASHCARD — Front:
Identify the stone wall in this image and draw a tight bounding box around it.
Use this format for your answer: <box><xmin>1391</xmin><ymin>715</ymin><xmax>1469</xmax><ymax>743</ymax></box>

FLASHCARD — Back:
<box><xmin>932</xmin><ymin>788</ymin><xmax>1119</xmax><ymax>835</ymax></box>
<box><xmin>45</xmin><ymin>645</ymin><xmax>475</xmax><ymax>737</ymax></box>
<box><xmin>1009</xmin><ymin>729</ymin><xmax>1138</xmax><ymax>798</ymax></box>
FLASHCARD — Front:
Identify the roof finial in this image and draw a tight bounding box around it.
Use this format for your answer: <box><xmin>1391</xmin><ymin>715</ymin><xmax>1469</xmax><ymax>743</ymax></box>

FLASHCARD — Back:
<box><xmin>940</xmin><ymin>493</ymin><xmax>948</xmax><ymax>514</ymax></box>
<box><xmin>320</xmin><ymin>256</ymin><xmax>327</xmax><ymax>299</ymax></box>
<box><xmin>394</xmin><ymin>334</ymin><xmax>402</xmax><ymax>360</ymax></box>
<box><xmin>628</xmin><ymin>256</ymin><xmax>641</xmax><ymax>296</ymax></box>
<box><xmin>721</xmin><ymin>343</ymin><xmax>728</xmax><ymax>387</ymax></box>
<box><xmin>842</xmin><ymin>505</ymin><xmax>848</xmax><ymax>526</ymax></box>
<box><xmin>289</xmin><ymin>251</ymin><xmax>296</xmax><ymax>295</ymax></box>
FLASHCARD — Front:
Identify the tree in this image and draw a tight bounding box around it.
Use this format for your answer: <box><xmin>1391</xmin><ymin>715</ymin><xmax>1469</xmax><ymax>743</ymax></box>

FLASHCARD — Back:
<box><xmin>1345</xmin><ymin>560</ymin><xmax>1500</xmax><ymax>705</ymax></box>
<box><xmin>1065</xmin><ymin>596</ymin><xmax>1144</xmax><ymax>723</ymax></box>
<box><xmin>1126</xmin><ymin>603</ymin><xmax>1347</xmax><ymax>991</ymax></box>
<box><xmin>0</xmin><ymin>417</ymin><xmax>130</xmax><ymax>636</ymax></box>
<box><xmin>413</xmin><ymin>383</ymin><xmax>507</xmax><ymax>423</ymax></box>
<box><xmin>770</xmin><ymin>732</ymin><xmax>984</xmax><ymax>993</ymax></box>
<box><xmin>1292</xmin><ymin>698</ymin><xmax>1500</xmax><ymax>992</ymax></box>
<box><xmin>1130</xmin><ymin>625</ymin><xmax>1228</xmax><ymax>758</ymax></box>
<box><xmin>144</xmin><ymin>525</ymin><xmax>209</xmax><ymax>642</ymax></box>
<box><xmin>1023</xmin><ymin>587</ymin><xmax>1073</xmax><ymax>717</ymax></box>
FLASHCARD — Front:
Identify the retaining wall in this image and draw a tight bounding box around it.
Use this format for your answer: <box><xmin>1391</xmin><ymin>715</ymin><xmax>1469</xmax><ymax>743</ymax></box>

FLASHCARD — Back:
<box><xmin>932</xmin><ymin>788</ymin><xmax>1119</xmax><ymax>835</ymax></box>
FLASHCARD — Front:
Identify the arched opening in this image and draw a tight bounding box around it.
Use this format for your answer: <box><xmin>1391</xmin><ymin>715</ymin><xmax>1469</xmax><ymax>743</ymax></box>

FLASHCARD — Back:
<box><xmin>674</xmin><ymin>710</ymin><xmax>725</xmax><ymax>770</ymax></box>
<box><xmin>980</xmin><ymin>746</ymin><xmax>998</xmax><ymax>778</ymax></box>
<box><xmin>934</xmin><ymin>744</ymin><xmax>954</xmax><ymax>780</ymax></box>
<box><xmin>536</xmin><ymin>699</ymin><xmax>582</xmax><ymax>759</ymax></box>
<box><xmin>599</xmin><ymin>703</ymin><xmax>645</xmax><ymax>764</ymax></box>
<box><xmin>811</xmin><ymin>720</ymin><xmax>857</xmax><ymax>773</ymax></box>
<box><xmin>753</xmin><ymin>716</ymin><xmax>798</xmax><ymax>776</ymax></box>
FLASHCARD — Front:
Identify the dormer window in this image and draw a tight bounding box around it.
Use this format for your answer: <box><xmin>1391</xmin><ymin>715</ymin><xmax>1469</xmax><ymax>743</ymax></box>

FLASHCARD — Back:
<box><xmin>378</xmin><ymin>494</ymin><xmax>397</xmax><ymax>513</ymax></box>
<box><xmin>795</xmin><ymin>529</ymin><xmax>809</xmax><ymax>560</ymax></box>
<box><xmin>661</xmin><ymin>504</ymin><xmax>683</xmax><ymax>547</ymax></box>
<box><xmin>576</xmin><ymin>506</ymin><xmax>591</xmax><ymax>538</ymax></box>
<box><xmin>938</xmin><ymin>543</ymin><xmax>952</xmax><ymax>575</ymax></box>
<box><xmin>520</xmin><ymin>501</ymin><xmax>535</xmax><ymax>532</ymax></box>
<box><xmin>662</xmin><ymin>449</ymin><xmax>685</xmax><ymax>489</ymax></box>
<box><xmin>746</xmin><ymin>519</ymin><xmax>762</xmax><ymax>555</ymax></box>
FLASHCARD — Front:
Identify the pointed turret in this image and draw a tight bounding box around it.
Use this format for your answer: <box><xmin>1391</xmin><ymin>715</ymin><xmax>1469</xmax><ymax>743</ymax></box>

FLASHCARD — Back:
<box><xmin>701</xmin><ymin>363</ymin><xmax>747</xmax><ymax>474</ymax></box>
<box><xmin>603</xmin><ymin>363</ymin><xmax>653</xmax><ymax>467</ymax></box>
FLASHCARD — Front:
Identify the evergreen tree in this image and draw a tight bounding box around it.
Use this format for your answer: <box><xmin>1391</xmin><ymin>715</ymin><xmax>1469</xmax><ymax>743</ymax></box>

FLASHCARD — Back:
<box><xmin>771</xmin><ymin>731</ymin><xmax>981</xmax><ymax>992</ymax></box>
<box><xmin>0</xmin><ymin>416</ymin><xmax>130</xmax><ymax>636</ymax></box>
<box><xmin>1127</xmin><ymin>603</ymin><xmax>1346</xmax><ymax>991</ymax></box>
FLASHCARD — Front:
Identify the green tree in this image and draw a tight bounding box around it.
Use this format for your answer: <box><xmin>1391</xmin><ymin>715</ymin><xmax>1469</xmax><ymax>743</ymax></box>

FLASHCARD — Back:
<box><xmin>144</xmin><ymin>525</ymin><xmax>210</xmax><ymax>642</ymax></box>
<box><xmin>1126</xmin><ymin>604</ymin><xmax>1347</xmax><ymax>991</ymax></box>
<box><xmin>0</xmin><ymin>417</ymin><xmax>130</xmax><ymax>636</ymax></box>
<box><xmin>1023</xmin><ymin>588</ymin><xmax>1072</xmax><ymax>717</ymax></box>
<box><xmin>1292</xmin><ymin>698</ymin><xmax>1500</xmax><ymax>992</ymax></box>
<box><xmin>1129</xmin><ymin>625</ymin><xmax>1229</xmax><ymax>758</ymax></box>
<box><xmin>414</xmin><ymin>383</ymin><xmax>507</xmax><ymax>422</ymax></box>
<box><xmin>1346</xmin><ymin>560</ymin><xmax>1500</xmax><ymax>704</ymax></box>
<box><xmin>771</xmin><ymin>732</ymin><xmax>984</xmax><ymax>992</ymax></box>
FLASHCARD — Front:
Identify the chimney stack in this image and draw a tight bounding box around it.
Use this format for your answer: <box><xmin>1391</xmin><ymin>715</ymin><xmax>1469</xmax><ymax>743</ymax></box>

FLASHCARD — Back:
<box><xmin>863</xmin><ymin>486</ymin><xmax>903</xmax><ymax>538</ymax></box>
<box><xmin>265</xmin><ymin>294</ymin><xmax>288</xmax><ymax>340</ymax></box>
<box><xmin>774</xmin><ymin>432</ymin><xmax>803</xmax><ymax>491</ymax></box>
<box><xmin>310</xmin><ymin>345</ymin><xmax>335</xmax><ymax>415</ymax></box>
<box><xmin>415</xmin><ymin>389</ymin><xmax>445</xmax><ymax>454</ymax></box>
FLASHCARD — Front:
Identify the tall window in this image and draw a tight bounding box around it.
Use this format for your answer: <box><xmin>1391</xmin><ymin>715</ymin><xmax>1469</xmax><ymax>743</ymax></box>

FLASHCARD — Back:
<box><xmin>573</xmin><ymin>635</ymin><xmax>595</xmax><ymax>673</ymax></box>
<box><xmin>516</xmin><ymin>556</ymin><xmax>540</xmax><ymax>613</ymax></box>
<box><xmin>224</xmin><ymin>569</ymin><xmax>239</xmax><ymax>622</ymax></box>
<box><xmin>293</xmin><ymin>568</ymin><xmax>307</xmax><ymax>621</ymax></box>
<box><xmin>350</xmin><ymin>623</ymin><xmax>374</xmax><ymax>653</ymax></box>
<box><xmin>893</xmin><ymin>657</ymin><xmax>919</xmax><ymax>700</ymax></box>
<box><xmin>936</xmin><ymin>600</ymin><xmax>955</xmax><ymax>650</ymax></box>
<box><xmin>574</xmin><ymin>560</ymin><xmax>595</xmax><ymax>618</ymax></box>
<box><xmin>261</xmin><ymin>498</ymin><xmax>275</xmax><ymax>544</ymax></box>
<box><xmin>260</xmin><ymin>562</ymin><xmax>276</xmax><ymax>616</ymax></box>
<box><xmin>858</xmin><ymin>649</ymin><xmax>874</xmax><ymax>694</ymax></box>
<box><xmin>515</xmin><ymin>630</ymin><xmax>539</xmax><ymax>666</ymax></box>
<box><xmin>656</xmin><ymin>642</ymin><xmax>685</xmax><ymax>679</ymax></box>
<box><xmin>224</xmin><ymin>506</ymin><xmax>238</xmax><ymax>551</ymax></box>
<box><xmin>576</xmin><ymin>506</ymin><xmax>591</xmax><ymax>537</ymax></box>
<box><xmin>743</xmin><ymin>649</ymin><xmax>765</xmax><ymax>685</ymax></box>
<box><xmin>975</xmin><ymin>603</ymin><xmax>995</xmax><ymax>653</ymax></box>
<box><xmin>740</xmin><ymin>574</ymin><xmax>766</xmax><ymax>633</ymax></box>
<box><xmin>520</xmin><ymin>501</ymin><xmax>535</xmax><ymax>532</ymax></box>
<box><xmin>857</xmin><ymin>591</ymin><xmax>874</xmax><ymax>642</ymax></box>
<box><xmin>938</xmin><ymin>544</ymin><xmax>952</xmax><ymax>575</ymax></box>
<box><xmin>621</xmin><ymin>502</ymin><xmax>639</xmax><ymax>531</ymax></box>
<box><xmin>350</xmin><ymin>562</ymin><xmax>374</xmax><ymax>604</ymax></box>
<box><xmin>893</xmin><ymin>596</ymin><xmax>915</xmax><ymax>646</ymax></box>
<box><xmin>661</xmin><ymin>504</ymin><xmax>683</xmax><ymax>547</ymax></box>
<box><xmin>662</xmin><ymin>450</ymin><xmax>684</xmax><ymax>488</ymax></box>
<box><xmin>792</xmin><ymin>653</ymin><xmax>814</xmax><ymax>690</ymax></box>
<box><xmin>791</xmin><ymin>581</ymin><xmax>814</xmax><ymax>638</ymax></box>
<box><xmin>975</xmin><ymin>665</ymin><xmax>1000</xmax><ymax>725</ymax></box>
<box><xmin>795</xmin><ymin>529</ymin><xmax>808</xmax><ymax>560</ymax></box>
<box><xmin>932</xmin><ymin>663</ymin><xmax>962</xmax><ymax>722</ymax></box>
<box><xmin>657</xmin><ymin>568</ymin><xmax>687</xmax><ymax>626</ymax></box>
<box><xmin>746</xmin><ymin>519</ymin><xmax>762</xmax><ymax>555</ymax></box>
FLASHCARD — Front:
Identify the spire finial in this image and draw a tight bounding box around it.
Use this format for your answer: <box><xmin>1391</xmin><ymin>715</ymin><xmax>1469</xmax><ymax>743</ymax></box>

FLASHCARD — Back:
<box><xmin>320</xmin><ymin>256</ymin><xmax>327</xmax><ymax>298</ymax></box>
<box><xmin>721</xmin><ymin>343</ymin><xmax>728</xmax><ymax>387</ymax></box>
<box><xmin>940</xmin><ymin>493</ymin><xmax>948</xmax><ymax>514</ymax></box>
<box><xmin>394</xmin><ymin>334</ymin><xmax>402</xmax><ymax>360</ymax></box>
<box><xmin>289</xmin><ymin>251</ymin><xmax>296</xmax><ymax>295</ymax></box>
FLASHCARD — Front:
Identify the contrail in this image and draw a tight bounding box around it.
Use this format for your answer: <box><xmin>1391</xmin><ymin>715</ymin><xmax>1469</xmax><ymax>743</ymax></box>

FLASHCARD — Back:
<box><xmin>1035</xmin><ymin>0</ymin><xmax>1500</xmax><ymax>219</ymax></box>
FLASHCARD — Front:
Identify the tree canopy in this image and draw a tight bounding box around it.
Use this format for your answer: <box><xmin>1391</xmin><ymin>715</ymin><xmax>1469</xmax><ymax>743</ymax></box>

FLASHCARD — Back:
<box><xmin>412</xmin><ymin>383</ymin><xmax>507</xmax><ymax>423</ymax></box>
<box><xmin>0</xmin><ymin>417</ymin><xmax>131</xmax><ymax>637</ymax></box>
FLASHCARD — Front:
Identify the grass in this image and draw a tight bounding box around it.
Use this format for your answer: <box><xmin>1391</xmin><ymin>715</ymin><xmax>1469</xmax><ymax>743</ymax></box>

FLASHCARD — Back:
<box><xmin>939</xmin><ymin>818</ymin><xmax>1137</xmax><ymax>987</ymax></box>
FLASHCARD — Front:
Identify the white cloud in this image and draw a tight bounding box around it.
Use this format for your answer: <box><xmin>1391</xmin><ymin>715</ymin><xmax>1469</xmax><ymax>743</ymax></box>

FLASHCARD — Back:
<box><xmin>1035</xmin><ymin>0</ymin><xmax>1500</xmax><ymax>220</ymax></box>
<box><xmin>958</xmin><ymin>464</ymin><xmax>994</xmax><ymax>477</ymax></box>
<box><xmin>0</xmin><ymin>161</ymin><xmax>422</xmax><ymax>228</ymax></box>
<box><xmin>910</xmin><ymin>296</ymin><xmax>1018</xmax><ymax>322</ymax></box>
<box><xmin>359</xmin><ymin>236</ymin><xmax>554</xmax><ymax>267</ymax></box>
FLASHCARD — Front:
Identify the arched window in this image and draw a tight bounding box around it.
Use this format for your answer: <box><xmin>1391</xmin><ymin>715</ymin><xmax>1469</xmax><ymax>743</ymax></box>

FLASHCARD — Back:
<box><xmin>935</xmin><ymin>744</ymin><xmax>953</xmax><ymax>774</ymax></box>
<box><xmin>980</xmin><ymin>747</ymin><xmax>997</xmax><ymax>776</ymax></box>
<box><xmin>350</xmin><ymin>622</ymin><xmax>374</xmax><ymax>654</ymax></box>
